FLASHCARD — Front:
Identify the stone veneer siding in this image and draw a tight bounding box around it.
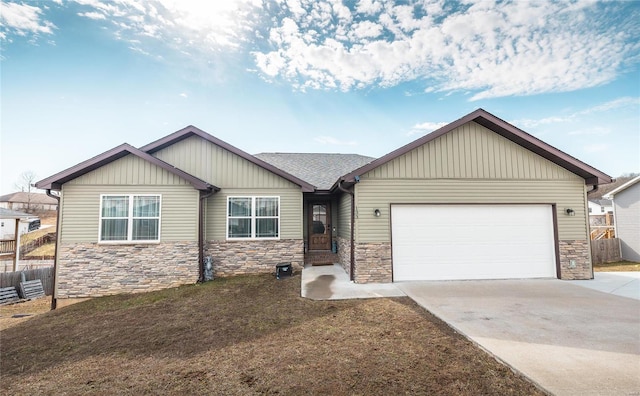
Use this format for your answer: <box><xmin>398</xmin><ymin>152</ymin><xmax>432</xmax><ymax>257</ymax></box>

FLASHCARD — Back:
<box><xmin>558</xmin><ymin>240</ymin><xmax>592</xmax><ymax>280</ymax></box>
<box><xmin>57</xmin><ymin>242</ymin><xmax>199</xmax><ymax>298</ymax></box>
<box><xmin>336</xmin><ymin>236</ymin><xmax>351</xmax><ymax>276</ymax></box>
<box><xmin>354</xmin><ymin>242</ymin><xmax>392</xmax><ymax>283</ymax></box>
<box><xmin>205</xmin><ymin>239</ymin><xmax>303</xmax><ymax>277</ymax></box>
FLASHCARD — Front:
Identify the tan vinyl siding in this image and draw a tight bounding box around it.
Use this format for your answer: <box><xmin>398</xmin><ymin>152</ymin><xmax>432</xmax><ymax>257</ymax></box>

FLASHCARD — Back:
<box><xmin>67</xmin><ymin>154</ymin><xmax>190</xmax><ymax>186</ymax></box>
<box><xmin>363</xmin><ymin>122</ymin><xmax>578</xmax><ymax>181</ymax></box>
<box><xmin>60</xmin><ymin>184</ymin><xmax>199</xmax><ymax>243</ymax></box>
<box><xmin>152</xmin><ymin>136</ymin><xmax>298</xmax><ymax>189</ymax></box>
<box><xmin>356</xmin><ymin>179</ymin><xmax>587</xmax><ymax>242</ymax></box>
<box><xmin>337</xmin><ymin>192</ymin><xmax>351</xmax><ymax>238</ymax></box>
<box><xmin>205</xmin><ymin>188</ymin><xmax>302</xmax><ymax>240</ymax></box>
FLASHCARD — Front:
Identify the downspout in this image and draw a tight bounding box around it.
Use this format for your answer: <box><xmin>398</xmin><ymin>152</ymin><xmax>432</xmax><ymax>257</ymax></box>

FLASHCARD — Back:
<box><xmin>46</xmin><ymin>189</ymin><xmax>60</xmax><ymax>310</ymax></box>
<box><xmin>198</xmin><ymin>189</ymin><xmax>215</xmax><ymax>283</ymax></box>
<box><xmin>337</xmin><ymin>180</ymin><xmax>356</xmax><ymax>282</ymax></box>
<box><xmin>585</xmin><ymin>184</ymin><xmax>599</xmax><ymax>279</ymax></box>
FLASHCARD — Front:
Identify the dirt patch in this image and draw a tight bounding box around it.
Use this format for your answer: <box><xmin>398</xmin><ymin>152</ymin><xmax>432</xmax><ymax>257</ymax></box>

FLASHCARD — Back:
<box><xmin>0</xmin><ymin>297</ymin><xmax>51</xmax><ymax>331</ymax></box>
<box><xmin>0</xmin><ymin>275</ymin><xmax>544</xmax><ymax>395</ymax></box>
<box><xmin>594</xmin><ymin>261</ymin><xmax>640</xmax><ymax>272</ymax></box>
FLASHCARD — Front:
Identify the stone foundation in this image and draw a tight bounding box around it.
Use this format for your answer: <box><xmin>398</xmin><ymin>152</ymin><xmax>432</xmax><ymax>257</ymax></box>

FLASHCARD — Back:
<box><xmin>558</xmin><ymin>240</ymin><xmax>592</xmax><ymax>280</ymax></box>
<box><xmin>205</xmin><ymin>239</ymin><xmax>303</xmax><ymax>277</ymax></box>
<box><xmin>353</xmin><ymin>242</ymin><xmax>392</xmax><ymax>283</ymax></box>
<box><xmin>336</xmin><ymin>236</ymin><xmax>351</xmax><ymax>276</ymax></box>
<box><xmin>57</xmin><ymin>241</ymin><xmax>199</xmax><ymax>298</ymax></box>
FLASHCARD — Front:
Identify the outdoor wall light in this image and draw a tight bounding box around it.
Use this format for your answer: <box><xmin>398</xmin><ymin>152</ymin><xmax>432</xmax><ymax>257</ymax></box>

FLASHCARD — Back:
<box><xmin>565</xmin><ymin>208</ymin><xmax>575</xmax><ymax>216</ymax></box>
<box><xmin>374</xmin><ymin>209</ymin><xmax>381</xmax><ymax>217</ymax></box>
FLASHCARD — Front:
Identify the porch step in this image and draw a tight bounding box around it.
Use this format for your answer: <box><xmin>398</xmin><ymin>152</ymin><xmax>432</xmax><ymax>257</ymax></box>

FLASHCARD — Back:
<box><xmin>305</xmin><ymin>251</ymin><xmax>338</xmax><ymax>266</ymax></box>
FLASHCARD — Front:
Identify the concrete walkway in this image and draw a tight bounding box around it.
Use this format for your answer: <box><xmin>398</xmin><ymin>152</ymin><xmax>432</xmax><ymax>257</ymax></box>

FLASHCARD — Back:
<box><xmin>301</xmin><ymin>265</ymin><xmax>640</xmax><ymax>395</ymax></box>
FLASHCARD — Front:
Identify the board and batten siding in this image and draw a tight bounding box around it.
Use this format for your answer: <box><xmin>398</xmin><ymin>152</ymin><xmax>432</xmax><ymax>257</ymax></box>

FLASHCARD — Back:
<box><xmin>152</xmin><ymin>135</ymin><xmax>299</xmax><ymax>189</ymax></box>
<box><xmin>205</xmin><ymin>189</ymin><xmax>303</xmax><ymax>240</ymax></box>
<box><xmin>61</xmin><ymin>154</ymin><xmax>199</xmax><ymax>243</ymax></box>
<box><xmin>356</xmin><ymin>121</ymin><xmax>588</xmax><ymax>243</ymax></box>
<box><xmin>337</xmin><ymin>192</ymin><xmax>351</xmax><ymax>238</ymax></box>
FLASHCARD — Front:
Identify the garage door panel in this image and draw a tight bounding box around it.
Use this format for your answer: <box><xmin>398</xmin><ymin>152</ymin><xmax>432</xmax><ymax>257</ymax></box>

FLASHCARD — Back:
<box><xmin>391</xmin><ymin>205</ymin><xmax>556</xmax><ymax>281</ymax></box>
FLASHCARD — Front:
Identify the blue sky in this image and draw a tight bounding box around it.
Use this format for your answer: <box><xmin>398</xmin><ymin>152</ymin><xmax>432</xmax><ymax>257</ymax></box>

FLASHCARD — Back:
<box><xmin>1</xmin><ymin>0</ymin><xmax>639</xmax><ymax>194</ymax></box>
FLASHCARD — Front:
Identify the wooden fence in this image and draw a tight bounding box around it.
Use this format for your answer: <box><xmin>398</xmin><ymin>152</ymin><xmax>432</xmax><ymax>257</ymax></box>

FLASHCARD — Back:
<box><xmin>591</xmin><ymin>238</ymin><xmax>621</xmax><ymax>265</ymax></box>
<box><xmin>0</xmin><ymin>267</ymin><xmax>54</xmax><ymax>296</ymax></box>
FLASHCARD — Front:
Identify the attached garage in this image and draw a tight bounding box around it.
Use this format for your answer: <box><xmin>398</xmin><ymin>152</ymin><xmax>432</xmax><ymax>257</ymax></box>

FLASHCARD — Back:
<box><xmin>391</xmin><ymin>204</ymin><xmax>557</xmax><ymax>281</ymax></box>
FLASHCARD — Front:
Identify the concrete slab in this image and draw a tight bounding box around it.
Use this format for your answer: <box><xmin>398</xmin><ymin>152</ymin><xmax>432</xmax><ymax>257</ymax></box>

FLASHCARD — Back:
<box><xmin>568</xmin><ymin>272</ymin><xmax>640</xmax><ymax>301</ymax></box>
<box><xmin>301</xmin><ymin>264</ymin><xmax>405</xmax><ymax>300</ymax></box>
<box><xmin>397</xmin><ymin>279</ymin><xmax>640</xmax><ymax>396</ymax></box>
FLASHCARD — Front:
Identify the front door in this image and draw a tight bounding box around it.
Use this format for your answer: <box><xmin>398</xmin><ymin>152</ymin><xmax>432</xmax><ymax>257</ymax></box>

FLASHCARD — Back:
<box><xmin>308</xmin><ymin>202</ymin><xmax>331</xmax><ymax>250</ymax></box>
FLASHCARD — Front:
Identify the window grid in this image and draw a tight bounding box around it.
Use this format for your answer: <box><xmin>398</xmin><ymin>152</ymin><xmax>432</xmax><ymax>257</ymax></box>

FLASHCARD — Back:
<box><xmin>227</xmin><ymin>196</ymin><xmax>280</xmax><ymax>240</ymax></box>
<box><xmin>99</xmin><ymin>194</ymin><xmax>161</xmax><ymax>242</ymax></box>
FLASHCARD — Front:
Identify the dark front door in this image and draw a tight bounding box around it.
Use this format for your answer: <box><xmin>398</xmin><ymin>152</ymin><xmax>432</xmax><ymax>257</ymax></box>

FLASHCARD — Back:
<box><xmin>308</xmin><ymin>202</ymin><xmax>331</xmax><ymax>250</ymax></box>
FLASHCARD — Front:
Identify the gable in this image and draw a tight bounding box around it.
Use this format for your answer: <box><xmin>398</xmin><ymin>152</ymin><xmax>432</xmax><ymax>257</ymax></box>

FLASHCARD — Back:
<box><xmin>67</xmin><ymin>153</ymin><xmax>191</xmax><ymax>186</ymax></box>
<box><xmin>362</xmin><ymin>121</ymin><xmax>581</xmax><ymax>181</ymax></box>
<box><xmin>151</xmin><ymin>135</ymin><xmax>300</xmax><ymax>189</ymax></box>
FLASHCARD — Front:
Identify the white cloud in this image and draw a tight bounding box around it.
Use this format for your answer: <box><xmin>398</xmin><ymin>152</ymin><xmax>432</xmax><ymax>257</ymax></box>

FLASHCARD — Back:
<box><xmin>583</xmin><ymin>143</ymin><xmax>609</xmax><ymax>154</ymax></box>
<box><xmin>314</xmin><ymin>135</ymin><xmax>357</xmax><ymax>146</ymax></box>
<box><xmin>407</xmin><ymin>121</ymin><xmax>447</xmax><ymax>136</ymax></box>
<box><xmin>78</xmin><ymin>11</ymin><xmax>106</xmax><ymax>20</ymax></box>
<box><xmin>179</xmin><ymin>92</ymin><xmax>188</xmax><ymax>98</ymax></box>
<box><xmin>252</xmin><ymin>1</ymin><xmax>640</xmax><ymax>99</ymax></box>
<box><xmin>0</xmin><ymin>2</ymin><xmax>56</xmax><ymax>40</ymax></box>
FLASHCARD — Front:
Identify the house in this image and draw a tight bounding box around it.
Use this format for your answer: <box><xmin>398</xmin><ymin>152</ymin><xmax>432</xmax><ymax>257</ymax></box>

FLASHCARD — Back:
<box><xmin>604</xmin><ymin>176</ymin><xmax>640</xmax><ymax>262</ymax></box>
<box><xmin>0</xmin><ymin>208</ymin><xmax>38</xmax><ymax>240</ymax></box>
<box><xmin>36</xmin><ymin>109</ymin><xmax>612</xmax><ymax>299</ymax></box>
<box><xmin>0</xmin><ymin>191</ymin><xmax>59</xmax><ymax>212</ymax></box>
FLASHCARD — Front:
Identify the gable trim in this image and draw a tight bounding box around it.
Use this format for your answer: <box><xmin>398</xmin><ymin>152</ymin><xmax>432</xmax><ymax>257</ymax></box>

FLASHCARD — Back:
<box><xmin>140</xmin><ymin>125</ymin><xmax>316</xmax><ymax>192</ymax></box>
<box><xmin>35</xmin><ymin>143</ymin><xmax>218</xmax><ymax>191</ymax></box>
<box><xmin>337</xmin><ymin>109</ymin><xmax>612</xmax><ymax>188</ymax></box>
<box><xmin>603</xmin><ymin>175</ymin><xmax>640</xmax><ymax>198</ymax></box>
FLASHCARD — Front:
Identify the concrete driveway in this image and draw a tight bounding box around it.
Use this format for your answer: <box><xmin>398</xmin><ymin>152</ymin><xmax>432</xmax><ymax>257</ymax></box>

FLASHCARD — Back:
<box><xmin>397</xmin><ymin>279</ymin><xmax>640</xmax><ymax>396</ymax></box>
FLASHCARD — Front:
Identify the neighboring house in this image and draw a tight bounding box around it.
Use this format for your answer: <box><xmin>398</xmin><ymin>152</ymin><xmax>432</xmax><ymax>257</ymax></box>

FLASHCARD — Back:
<box><xmin>0</xmin><ymin>208</ymin><xmax>38</xmax><ymax>240</ymax></box>
<box><xmin>587</xmin><ymin>199</ymin><xmax>614</xmax><ymax>226</ymax></box>
<box><xmin>0</xmin><ymin>191</ymin><xmax>59</xmax><ymax>212</ymax></box>
<box><xmin>604</xmin><ymin>176</ymin><xmax>640</xmax><ymax>262</ymax></box>
<box><xmin>36</xmin><ymin>109</ymin><xmax>612</xmax><ymax>299</ymax></box>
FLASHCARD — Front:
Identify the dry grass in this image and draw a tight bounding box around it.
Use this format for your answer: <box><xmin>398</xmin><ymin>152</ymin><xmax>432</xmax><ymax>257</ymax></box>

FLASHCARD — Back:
<box><xmin>0</xmin><ymin>297</ymin><xmax>51</xmax><ymax>331</ymax></box>
<box><xmin>24</xmin><ymin>243</ymin><xmax>55</xmax><ymax>258</ymax></box>
<box><xmin>0</xmin><ymin>275</ymin><xmax>544</xmax><ymax>395</ymax></box>
<box><xmin>594</xmin><ymin>261</ymin><xmax>640</xmax><ymax>272</ymax></box>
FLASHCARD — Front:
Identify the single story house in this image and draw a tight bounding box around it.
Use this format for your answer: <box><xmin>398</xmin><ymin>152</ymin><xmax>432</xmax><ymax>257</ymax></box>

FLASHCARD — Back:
<box><xmin>0</xmin><ymin>191</ymin><xmax>59</xmax><ymax>212</ymax></box>
<box><xmin>36</xmin><ymin>109</ymin><xmax>612</xmax><ymax>299</ymax></box>
<box><xmin>0</xmin><ymin>207</ymin><xmax>38</xmax><ymax>240</ymax></box>
<box><xmin>604</xmin><ymin>176</ymin><xmax>640</xmax><ymax>262</ymax></box>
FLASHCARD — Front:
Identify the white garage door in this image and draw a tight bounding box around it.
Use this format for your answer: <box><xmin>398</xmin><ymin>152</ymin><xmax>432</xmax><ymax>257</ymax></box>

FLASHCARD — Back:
<box><xmin>391</xmin><ymin>204</ymin><xmax>557</xmax><ymax>281</ymax></box>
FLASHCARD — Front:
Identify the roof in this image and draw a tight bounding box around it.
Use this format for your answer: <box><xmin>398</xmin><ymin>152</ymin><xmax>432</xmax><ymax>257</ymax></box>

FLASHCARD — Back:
<box><xmin>604</xmin><ymin>175</ymin><xmax>640</xmax><ymax>198</ymax></box>
<box><xmin>0</xmin><ymin>208</ymin><xmax>37</xmax><ymax>219</ymax></box>
<box><xmin>35</xmin><ymin>143</ymin><xmax>218</xmax><ymax>192</ymax></box>
<box><xmin>254</xmin><ymin>153</ymin><xmax>375</xmax><ymax>190</ymax></box>
<box><xmin>141</xmin><ymin>126</ymin><xmax>316</xmax><ymax>192</ymax></box>
<box><xmin>337</xmin><ymin>108</ymin><xmax>613</xmax><ymax>189</ymax></box>
<box><xmin>0</xmin><ymin>192</ymin><xmax>58</xmax><ymax>205</ymax></box>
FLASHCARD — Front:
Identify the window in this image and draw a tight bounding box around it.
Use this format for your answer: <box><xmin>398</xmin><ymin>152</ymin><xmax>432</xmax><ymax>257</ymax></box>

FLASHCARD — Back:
<box><xmin>600</xmin><ymin>207</ymin><xmax>605</xmax><ymax>213</ymax></box>
<box><xmin>227</xmin><ymin>196</ymin><xmax>279</xmax><ymax>239</ymax></box>
<box><xmin>100</xmin><ymin>195</ymin><xmax>161</xmax><ymax>242</ymax></box>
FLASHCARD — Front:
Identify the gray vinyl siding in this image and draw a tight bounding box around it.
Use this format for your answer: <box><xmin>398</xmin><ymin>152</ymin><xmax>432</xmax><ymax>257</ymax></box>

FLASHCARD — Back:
<box><xmin>364</xmin><ymin>122</ymin><xmax>579</xmax><ymax>181</ymax></box>
<box><xmin>60</xmin><ymin>184</ymin><xmax>199</xmax><ymax>243</ymax></box>
<box><xmin>67</xmin><ymin>154</ymin><xmax>190</xmax><ymax>186</ymax></box>
<box><xmin>205</xmin><ymin>188</ymin><xmax>303</xmax><ymax>240</ymax></box>
<box><xmin>152</xmin><ymin>135</ymin><xmax>299</xmax><ymax>189</ymax></box>
<box><xmin>356</xmin><ymin>121</ymin><xmax>588</xmax><ymax>243</ymax></box>
<box><xmin>337</xmin><ymin>192</ymin><xmax>351</xmax><ymax>238</ymax></box>
<box><xmin>613</xmin><ymin>182</ymin><xmax>640</xmax><ymax>262</ymax></box>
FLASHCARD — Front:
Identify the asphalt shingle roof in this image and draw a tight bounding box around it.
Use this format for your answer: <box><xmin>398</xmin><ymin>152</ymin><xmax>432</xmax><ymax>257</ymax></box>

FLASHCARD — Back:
<box><xmin>254</xmin><ymin>153</ymin><xmax>375</xmax><ymax>190</ymax></box>
<box><xmin>0</xmin><ymin>192</ymin><xmax>58</xmax><ymax>205</ymax></box>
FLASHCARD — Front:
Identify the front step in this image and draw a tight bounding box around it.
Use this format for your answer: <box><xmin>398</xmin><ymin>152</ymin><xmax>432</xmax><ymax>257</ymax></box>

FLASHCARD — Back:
<box><xmin>305</xmin><ymin>250</ymin><xmax>338</xmax><ymax>266</ymax></box>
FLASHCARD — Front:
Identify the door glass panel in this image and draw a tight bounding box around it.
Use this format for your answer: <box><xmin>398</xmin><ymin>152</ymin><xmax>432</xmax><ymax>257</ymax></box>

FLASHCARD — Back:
<box><xmin>312</xmin><ymin>204</ymin><xmax>327</xmax><ymax>234</ymax></box>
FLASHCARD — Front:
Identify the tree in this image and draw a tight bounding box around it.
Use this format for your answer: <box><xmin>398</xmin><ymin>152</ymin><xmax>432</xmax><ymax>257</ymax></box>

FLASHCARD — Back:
<box><xmin>13</xmin><ymin>171</ymin><xmax>41</xmax><ymax>214</ymax></box>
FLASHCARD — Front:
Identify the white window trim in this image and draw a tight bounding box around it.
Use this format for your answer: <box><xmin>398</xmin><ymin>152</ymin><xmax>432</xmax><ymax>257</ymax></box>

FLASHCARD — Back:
<box><xmin>98</xmin><ymin>194</ymin><xmax>162</xmax><ymax>244</ymax></box>
<box><xmin>226</xmin><ymin>196</ymin><xmax>280</xmax><ymax>240</ymax></box>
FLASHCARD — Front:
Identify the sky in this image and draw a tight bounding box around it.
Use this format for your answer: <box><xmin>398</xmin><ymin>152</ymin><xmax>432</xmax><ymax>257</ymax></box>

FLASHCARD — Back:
<box><xmin>1</xmin><ymin>0</ymin><xmax>639</xmax><ymax>195</ymax></box>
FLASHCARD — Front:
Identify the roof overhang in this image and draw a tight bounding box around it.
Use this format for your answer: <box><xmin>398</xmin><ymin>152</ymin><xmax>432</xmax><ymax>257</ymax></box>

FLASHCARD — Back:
<box><xmin>35</xmin><ymin>143</ymin><xmax>218</xmax><ymax>192</ymax></box>
<box><xmin>337</xmin><ymin>109</ymin><xmax>613</xmax><ymax>187</ymax></box>
<box><xmin>603</xmin><ymin>175</ymin><xmax>640</xmax><ymax>198</ymax></box>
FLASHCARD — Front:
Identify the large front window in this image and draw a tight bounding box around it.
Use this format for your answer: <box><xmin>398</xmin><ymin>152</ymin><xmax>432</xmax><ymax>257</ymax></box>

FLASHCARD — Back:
<box><xmin>100</xmin><ymin>195</ymin><xmax>161</xmax><ymax>242</ymax></box>
<box><xmin>227</xmin><ymin>196</ymin><xmax>279</xmax><ymax>239</ymax></box>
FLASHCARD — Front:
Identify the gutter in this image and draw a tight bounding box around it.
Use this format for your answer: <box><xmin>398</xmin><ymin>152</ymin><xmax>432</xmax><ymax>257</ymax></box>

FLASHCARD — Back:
<box><xmin>45</xmin><ymin>189</ymin><xmax>60</xmax><ymax>310</ymax></box>
<box><xmin>198</xmin><ymin>189</ymin><xmax>216</xmax><ymax>283</ymax></box>
<box><xmin>337</xmin><ymin>179</ymin><xmax>357</xmax><ymax>281</ymax></box>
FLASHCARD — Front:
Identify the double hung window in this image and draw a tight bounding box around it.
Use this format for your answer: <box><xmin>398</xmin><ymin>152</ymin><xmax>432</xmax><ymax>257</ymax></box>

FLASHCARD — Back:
<box><xmin>227</xmin><ymin>196</ymin><xmax>279</xmax><ymax>239</ymax></box>
<box><xmin>100</xmin><ymin>195</ymin><xmax>161</xmax><ymax>242</ymax></box>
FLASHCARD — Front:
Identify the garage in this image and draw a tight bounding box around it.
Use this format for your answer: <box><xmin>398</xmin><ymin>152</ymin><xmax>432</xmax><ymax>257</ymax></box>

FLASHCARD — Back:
<box><xmin>391</xmin><ymin>204</ymin><xmax>557</xmax><ymax>281</ymax></box>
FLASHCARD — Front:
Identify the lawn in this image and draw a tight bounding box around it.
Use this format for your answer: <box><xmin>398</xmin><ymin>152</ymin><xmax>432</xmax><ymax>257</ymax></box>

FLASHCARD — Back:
<box><xmin>594</xmin><ymin>261</ymin><xmax>640</xmax><ymax>272</ymax></box>
<box><xmin>0</xmin><ymin>275</ymin><xmax>543</xmax><ymax>395</ymax></box>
